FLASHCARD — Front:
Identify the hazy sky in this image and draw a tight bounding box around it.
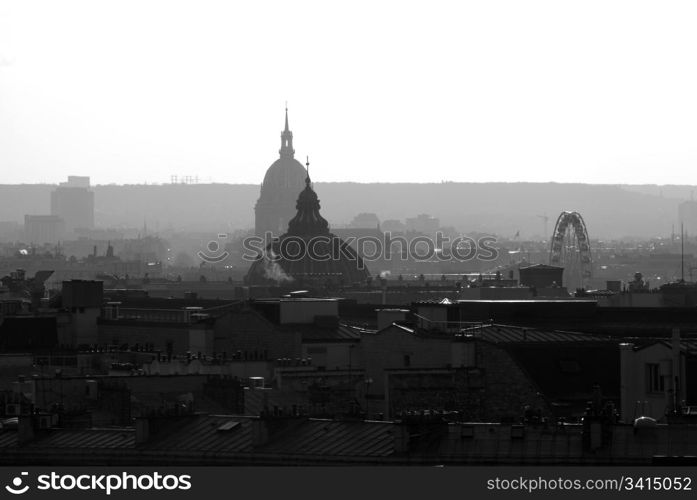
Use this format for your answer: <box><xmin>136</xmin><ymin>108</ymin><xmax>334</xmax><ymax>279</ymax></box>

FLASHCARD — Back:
<box><xmin>1</xmin><ymin>0</ymin><xmax>696</xmax><ymax>185</ymax></box>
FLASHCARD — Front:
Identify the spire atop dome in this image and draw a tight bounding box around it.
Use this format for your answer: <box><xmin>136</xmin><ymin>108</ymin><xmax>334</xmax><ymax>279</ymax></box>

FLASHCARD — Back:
<box><xmin>305</xmin><ymin>156</ymin><xmax>311</xmax><ymax>186</ymax></box>
<box><xmin>286</xmin><ymin>160</ymin><xmax>329</xmax><ymax>237</ymax></box>
<box><xmin>279</xmin><ymin>105</ymin><xmax>294</xmax><ymax>159</ymax></box>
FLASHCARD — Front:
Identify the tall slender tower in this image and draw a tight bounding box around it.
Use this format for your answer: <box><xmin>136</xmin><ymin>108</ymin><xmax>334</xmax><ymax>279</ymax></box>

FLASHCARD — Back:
<box><xmin>279</xmin><ymin>107</ymin><xmax>294</xmax><ymax>158</ymax></box>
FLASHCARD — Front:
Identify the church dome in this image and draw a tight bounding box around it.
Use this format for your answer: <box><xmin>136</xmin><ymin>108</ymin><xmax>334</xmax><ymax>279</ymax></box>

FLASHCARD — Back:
<box><xmin>246</xmin><ymin>166</ymin><xmax>370</xmax><ymax>287</ymax></box>
<box><xmin>254</xmin><ymin>107</ymin><xmax>313</xmax><ymax>237</ymax></box>
<box><xmin>259</xmin><ymin>157</ymin><xmax>308</xmax><ymax>198</ymax></box>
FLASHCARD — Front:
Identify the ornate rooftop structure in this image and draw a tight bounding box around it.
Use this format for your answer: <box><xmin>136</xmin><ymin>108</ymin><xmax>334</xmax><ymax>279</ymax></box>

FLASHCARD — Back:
<box><xmin>246</xmin><ymin>160</ymin><xmax>370</xmax><ymax>287</ymax></box>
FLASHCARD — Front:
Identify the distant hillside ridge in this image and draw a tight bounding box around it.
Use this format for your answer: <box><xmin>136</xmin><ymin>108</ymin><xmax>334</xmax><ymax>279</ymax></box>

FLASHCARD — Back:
<box><xmin>0</xmin><ymin>182</ymin><xmax>692</xmax><ymax>239</ymax></box>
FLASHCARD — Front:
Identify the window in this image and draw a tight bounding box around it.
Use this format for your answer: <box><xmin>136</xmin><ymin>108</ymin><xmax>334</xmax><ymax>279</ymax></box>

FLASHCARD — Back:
<box><xmin>645</xmin><ymin>363</ymin><xmax>664</xmax><ymax>393</ymax></box>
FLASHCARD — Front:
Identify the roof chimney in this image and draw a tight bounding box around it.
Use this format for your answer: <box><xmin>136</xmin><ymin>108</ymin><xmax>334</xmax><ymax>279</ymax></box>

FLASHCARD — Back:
<box><xmin>251</xmin><ymin>417</ymin><xmax>269</xmax><ymax>447</ymax></box>
<box><xmin>671</xmin><ymin>327</ymin><xmax>682</xmax><ymax>413</ymax></box>
<box><xmin>18</xmin><ymin>415</ymin><xmax>35</xmax><ymax>445</ymax></box>
<box><xmin>135</xmin><ymin>418</ymin><xmax>150</xmax><ymax>445</ymax></box>
<box><xmin>393</xmin><ymin>423</ymin><xmax>409</xmax><ymax>453</ymax></box>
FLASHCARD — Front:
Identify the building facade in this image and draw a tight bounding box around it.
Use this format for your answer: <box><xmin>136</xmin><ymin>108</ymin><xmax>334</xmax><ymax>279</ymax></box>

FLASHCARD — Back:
<box><xmin>50</xmin><ymin>176</ymin><xmax>94</xmax><ymax>234</ymax></box>
<box><xmin>24</xmin><ymin>215</ymin><xmax>65</xmax><ymax>244</ymax></box>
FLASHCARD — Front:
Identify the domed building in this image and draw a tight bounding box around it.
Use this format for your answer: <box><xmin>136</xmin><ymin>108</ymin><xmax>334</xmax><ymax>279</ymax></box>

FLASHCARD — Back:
<box><xmin>254</xmin><ymin>108</ymin><xmax>309</xmax><ymax>237</ymax></box>
<box><xmin>246</xmin><ymin>162</ymin><xmax>371</xmax><ymax>287</ymax></box>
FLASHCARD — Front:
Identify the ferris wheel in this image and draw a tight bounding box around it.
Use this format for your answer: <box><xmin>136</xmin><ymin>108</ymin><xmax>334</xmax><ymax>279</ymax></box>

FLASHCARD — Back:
<box><xmin>549</xmin><ymin>211</ymin><xmax>592</xmax><ymax>290</ymax></box>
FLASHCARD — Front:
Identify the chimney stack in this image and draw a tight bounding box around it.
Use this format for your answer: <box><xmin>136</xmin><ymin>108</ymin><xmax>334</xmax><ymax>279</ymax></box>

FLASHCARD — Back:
<box><xmin>135</xmin><ymin>418</ymin><xmax>150</xmax><ymax>444</ymax></box>
<box><xmin>393</xmin><ymin>423</ymin><xmax>409</xmax><ymax>453</ymax></box>
<box><xmin>18</xmin><ymin>415</ymin><xmax>35</xmax><ymax>445</ymax></box>
<box><xmin>671</xmin><ymin>327</ymin><xmax>682</xmax><ymax>413</ymax></box>
<box><xmin>251</xmin><ymin>417</ymin><xmax>269</xmax><ymax>447</ymax></box>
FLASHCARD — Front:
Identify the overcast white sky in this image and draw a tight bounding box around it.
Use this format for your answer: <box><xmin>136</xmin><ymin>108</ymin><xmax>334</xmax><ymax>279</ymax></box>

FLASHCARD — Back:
<box><xmin>1</xmin><ymin>0</ymin><xmax>696</xmax><ymax>185</ymax></box>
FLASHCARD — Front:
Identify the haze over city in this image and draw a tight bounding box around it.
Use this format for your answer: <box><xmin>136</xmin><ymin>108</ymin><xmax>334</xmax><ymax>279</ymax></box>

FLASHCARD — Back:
<box><xmin>2</xmin><ymin>0</ymin><xmax>697</xmax><ymax>185</ymax></box>
<box><xmin>3</xmin><ymin>0</ymin><xmax>697</xmax><ymax>484</ymax></box>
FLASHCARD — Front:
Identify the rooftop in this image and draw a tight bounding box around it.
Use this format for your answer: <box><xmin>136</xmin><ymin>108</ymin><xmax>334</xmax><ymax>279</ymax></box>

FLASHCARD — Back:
<box><xmin>2</xmin><ymin>415</ymin><xmax>697</xmax><ymax>465</ymax></box>
<box><xmin>458</xmin><ymin>324</ymin><xmax>614</xmax><ymax>343</ymax></box>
